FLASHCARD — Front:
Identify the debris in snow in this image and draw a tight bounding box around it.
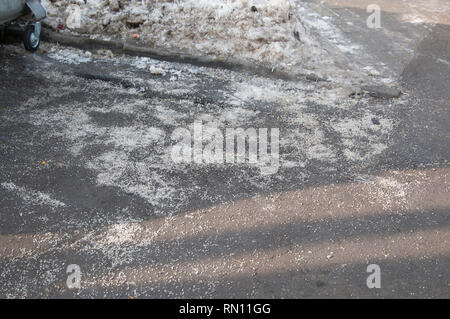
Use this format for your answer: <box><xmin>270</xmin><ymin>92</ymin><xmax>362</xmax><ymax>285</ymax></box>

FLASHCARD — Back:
<box><xmin>149</xmin><ymin>66</ymin><xmax>164</xmax><ymax>75</ymax></box>
<box><xmin>97</xmin><ymin>49</ymin><xmax>114</xmax><ymax>58</ymax></box>
<box><xmin>47</xmin><ymin>47</ymin><xmax>92</xmax><ymax>64</ymax></box>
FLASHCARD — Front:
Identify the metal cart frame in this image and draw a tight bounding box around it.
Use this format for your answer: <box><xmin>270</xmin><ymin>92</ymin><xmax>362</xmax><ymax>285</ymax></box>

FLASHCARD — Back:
<box><xmin>0</xmin><ymin>0</ymin><xmax>47</xmax><ymax>52</ymax></box>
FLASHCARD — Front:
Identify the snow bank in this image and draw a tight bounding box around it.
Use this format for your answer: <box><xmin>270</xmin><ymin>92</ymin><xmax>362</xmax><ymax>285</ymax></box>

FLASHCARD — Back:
<box><xmin>42</xmin><ymin>0</ymin><xmax>325</xmax><ymax>72</ymax></box>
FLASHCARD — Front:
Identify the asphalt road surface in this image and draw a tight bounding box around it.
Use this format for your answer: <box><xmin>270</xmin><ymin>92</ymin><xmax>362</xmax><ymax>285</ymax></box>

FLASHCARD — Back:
<box><xmin>0</xmin><ymin>1</ymin><xmax>449</xmax><ymax>298</ymax></box>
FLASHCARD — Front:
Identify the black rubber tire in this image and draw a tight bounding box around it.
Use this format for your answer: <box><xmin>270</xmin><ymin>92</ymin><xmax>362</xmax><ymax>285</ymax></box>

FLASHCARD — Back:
<box><xmin>23</xmin><ymin>25</ymin><xmax>40</xmax><ymax>53</ymax></box>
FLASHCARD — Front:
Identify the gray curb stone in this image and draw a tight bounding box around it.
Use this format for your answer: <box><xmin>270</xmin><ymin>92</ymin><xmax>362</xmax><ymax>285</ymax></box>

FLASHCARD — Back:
<box><xmin>41</xmin><ymin>29</ymin><xmax>297</xmax><ymax>81</ymax></box>
<box><xmin>40</xmin><ymin>29</ymin><xmax>402</xmax><ymax>98</ymax></box>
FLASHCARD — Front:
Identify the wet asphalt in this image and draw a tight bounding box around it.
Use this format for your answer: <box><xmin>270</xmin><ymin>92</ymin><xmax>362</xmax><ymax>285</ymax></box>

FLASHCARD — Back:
<box><xmin>0</xmin><ymin>1</ymin><xmax>449</xmax><ymax>299</ymax></box>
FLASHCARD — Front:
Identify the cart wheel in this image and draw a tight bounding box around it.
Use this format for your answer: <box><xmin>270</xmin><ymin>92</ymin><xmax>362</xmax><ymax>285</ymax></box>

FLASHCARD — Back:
<box><xmin>23</xmin><ymin>24</ymin><xmax>40</xmax><ymax>52</ymax></box>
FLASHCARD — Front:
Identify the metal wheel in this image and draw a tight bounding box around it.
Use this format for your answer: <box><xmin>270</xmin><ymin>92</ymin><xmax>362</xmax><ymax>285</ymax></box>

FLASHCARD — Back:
<box><xmin>23</xmin><ymin>23</ymin><xmax>40</xmax><ymax>52</ymax></box>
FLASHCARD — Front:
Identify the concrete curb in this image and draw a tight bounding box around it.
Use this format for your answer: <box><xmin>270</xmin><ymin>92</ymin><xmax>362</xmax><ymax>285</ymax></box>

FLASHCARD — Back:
<box><xmin>40</xmin><ymin>30</ymin><xmax>403</xmax><ymax>98</ymax></box>
<box><xmin>361</xmin><ymin>85</ymin><xmax>403</xmax><ymax>99</ymax></box>
<box><xmin>41</xmin><ymin>30</ymin><xmax>298</xmax><ymax>81</ymax></box>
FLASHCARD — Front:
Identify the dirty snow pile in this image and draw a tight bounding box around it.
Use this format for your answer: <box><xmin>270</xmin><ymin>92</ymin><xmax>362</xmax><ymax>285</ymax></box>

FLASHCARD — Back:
<box><xmin>42</xmin><ymin>0</ymin><xmax>327</xmax><ymax>72</ymax></box>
